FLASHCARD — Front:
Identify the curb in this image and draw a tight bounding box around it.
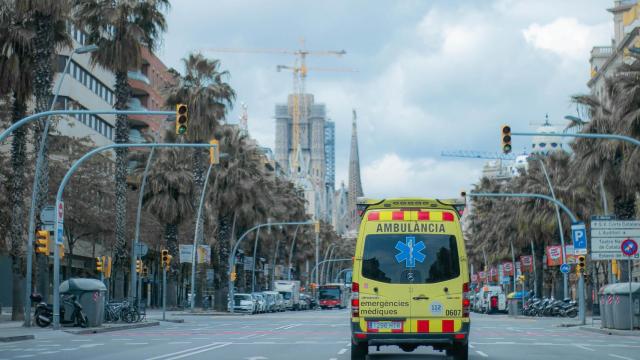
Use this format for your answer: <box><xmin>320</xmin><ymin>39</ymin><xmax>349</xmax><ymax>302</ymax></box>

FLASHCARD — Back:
<box><xmin>579</xmin><ymin>326</ymin><xmax>640</xmax><ymax>337</ymax></box>
<box><xmin>0</xmin><ymin>335</ymin><xmax>35</xmax><ymax>343</ymax></box>
<box><xmin>158</xmin><ymin>319</ymin><xmax>184</xmax><ymax>323</ymax></box>
<box><xmin>64</xmin><ymin>321</ymin><xmax>159</xmax><ymax>335</ymax></box>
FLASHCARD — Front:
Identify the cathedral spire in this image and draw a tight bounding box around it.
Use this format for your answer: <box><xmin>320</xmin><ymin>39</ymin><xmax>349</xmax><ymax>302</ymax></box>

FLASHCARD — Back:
<box><xmin>347</xmin><ymin>109</ymin><xmax>364</xmax><ymax>230</ymax></box>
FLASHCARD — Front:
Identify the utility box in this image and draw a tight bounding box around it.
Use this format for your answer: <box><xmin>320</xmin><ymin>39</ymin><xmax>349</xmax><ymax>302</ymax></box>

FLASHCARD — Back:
<box><xmin>59</xmin><ymin>278</ymin><xmax>107</xmax><ymax>327</ymax></box>
<box><xmin>610</xmin><ymin>282</ymin><xmax>640</xmax><ymax>330</ymax></box>
<box><xmin>598</xmin><ymin>287</ymin><xmax>606</xmax><ymax>327</ymax></box>
<box><xmin>602</xmin><ymin>284</ymin><xmax>616</xmax><ymax>329</ymax></box>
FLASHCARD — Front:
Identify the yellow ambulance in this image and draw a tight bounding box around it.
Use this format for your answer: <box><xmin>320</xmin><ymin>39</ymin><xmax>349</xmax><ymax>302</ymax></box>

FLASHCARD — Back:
<box><xmin>350</xmin><ymin>198</ymin><xmax>470</xmax><ymax>360</ymax></box>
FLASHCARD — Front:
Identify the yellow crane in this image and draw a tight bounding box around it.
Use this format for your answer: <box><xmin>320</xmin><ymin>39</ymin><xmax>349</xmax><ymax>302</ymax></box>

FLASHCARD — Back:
<box><xmin>203</xmin><ymin>41</ymin><xmax>349</xmax><ymax>177</ymax></box>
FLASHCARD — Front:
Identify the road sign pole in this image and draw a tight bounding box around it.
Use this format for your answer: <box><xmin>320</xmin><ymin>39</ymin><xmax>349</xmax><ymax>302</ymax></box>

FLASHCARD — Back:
<box><xmin>162</xmin><ymin>265</ymin><xmax>167</xmax><ymax>321</ymax></box>
<box><xmin>629</xmin><ymin>259</ymin><xmax>633</xmax><ymax>331</ymax></box>
<box><xmin>579</xmin><ymin>273</ymin><xmax>585</xmax><ymax>325</ymax></box>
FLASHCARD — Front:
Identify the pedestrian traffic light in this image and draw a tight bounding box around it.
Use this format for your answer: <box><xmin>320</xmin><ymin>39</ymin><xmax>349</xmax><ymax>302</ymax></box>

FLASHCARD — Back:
<box><xmin>175</xmin><ymin>104</ymin><xmax>188</xmax><ymax>135</ymax></box>
<box><xmin>136</xmin><ymin>259</ymin><xmax>142</xmax><ymax>273</ymax></box>
<box><xmin>35</xmin><ymin>230</ymin><xmax>50</xmax><ymax>255</ymax></box>
<box><xmin>501</xmin><ymin>125</ymin><xmax>512</xmax><ymax>154</ymax></box>
<box><xmin>96</xmin><ymin>257</ymin><xmax>103</xmax><ymax>273</ymax></box>
<box><xmin>209</xmin><ymin>139</ymin><xmax>219</xmax><ymax>164</ymax></box>
<box><xmin>230</xmin><ymin>272</ymin><xmax>237</xmax><ymax>281</ymax></box>
<box><xmin>576</xmin><ymin>255</ymin><xmax>586</xmax><ymax>273</ymax></box>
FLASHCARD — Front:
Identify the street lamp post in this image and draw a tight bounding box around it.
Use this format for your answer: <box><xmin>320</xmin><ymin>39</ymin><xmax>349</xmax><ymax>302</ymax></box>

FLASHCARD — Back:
<box><xmin>52</xmin><ymin>142</ymin><xmax>217</xmax><ymax>329</ymax></box>
<box><xmin>287</xmin><ymin>225</ymin><xmax>301</xmax><ymax>280</ymax></box>
<box><xmin>24</xmin><ymin>44</ymin><xmax>98</xmax><ymax>326</ymax></box>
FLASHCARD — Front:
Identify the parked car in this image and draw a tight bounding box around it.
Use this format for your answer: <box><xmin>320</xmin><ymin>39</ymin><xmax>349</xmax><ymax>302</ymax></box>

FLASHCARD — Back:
<box><xmin>252</xmin><ymin>293</ymin><xmax>267</xmax><ymax>313</ymax></box>
<box><xmin>262</xmin><ymin>292</ymin><xmax>276</xmax><ymax>312</ymax></box>
<box><xmin>477</xmin><ymin>285</ymin><xmax>507</xmax><ymax>314</ymax></box>
<box><xmin>263</xmin><ymin>291</ymin><xmax>285</xmax><ymax>312</ymax></box>
<box><xmin>298</xmin><ymin>294</ymin><xmax>309</xmax><ymax>310</ymax></box>
<box><xmin>300</xmin><ymin>294</ymin><xmax>312</xmax><ymax>310</ymax></box>
<box><xmin>233</xmin><ymin>293</ymin><xmax>256</xmax><ymax>314</ymax></box>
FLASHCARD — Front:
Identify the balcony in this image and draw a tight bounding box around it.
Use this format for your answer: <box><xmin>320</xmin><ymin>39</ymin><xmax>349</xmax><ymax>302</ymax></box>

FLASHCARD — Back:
<box><xmin>591</xmin><ymin>46</ymin><xmax>613</xmax><ymax>58</ymax></box>
<box><xmin>128</xmin><ymin>70</ymin><xmax>150</xmax><ymax>85</ymax></box>
<box><xmin>126</xmin><ymin>97</ymin><xmax>148</xmax><ymax>111</ymax></box>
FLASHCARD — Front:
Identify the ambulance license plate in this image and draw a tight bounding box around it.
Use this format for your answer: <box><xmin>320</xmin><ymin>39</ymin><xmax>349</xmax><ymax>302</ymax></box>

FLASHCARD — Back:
<box><xmin>368</xmin><ymin>321</ymin><xmax>402</xmax><ymax>330</ymax></box>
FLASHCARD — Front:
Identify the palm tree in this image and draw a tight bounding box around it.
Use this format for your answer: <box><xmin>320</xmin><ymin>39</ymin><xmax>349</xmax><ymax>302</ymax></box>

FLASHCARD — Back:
<box><xmin>17</xmin><ymin>0</ymin><xmax>72</xmax><ymax>303</ymax></box>
<box><xmin>0</xmin><ymin>0</ymin><xmax>35</xmax><ymax>321</ymax></box>
<box><xmin>205</xmin><ymin>125</ymin><xmax>268</xmax><ymax>310</ymax></box>
<box><xmin>140</xmin><ymin>148</ymin><xmax>194</xmax><ymax>306</ymax></box>
<box><xmin>74</xmin><ymin>0</ymin><xmax>169</xmax><ymax>296</ymax></box>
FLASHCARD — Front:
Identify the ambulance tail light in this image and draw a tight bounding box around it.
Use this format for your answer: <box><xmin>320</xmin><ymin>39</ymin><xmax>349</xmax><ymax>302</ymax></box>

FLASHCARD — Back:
<box><xmin>462</xmin><ymin>282</ymin><xmax>471</xmax><ymax>318</ymax></box>
<box><xmin>351</xmin><ymin>282</ymin><xmax>359</xmax><ymax>318</ymax></box>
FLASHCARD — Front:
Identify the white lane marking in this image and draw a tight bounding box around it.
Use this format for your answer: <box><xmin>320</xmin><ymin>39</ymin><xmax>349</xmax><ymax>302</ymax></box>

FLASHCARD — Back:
<box><xmin>495</xmin><ymin>342</ymin><xmax>515</xmax><ymax>345</ymax></box>
<box><xmin>609</xmin><ymin>355</ymin><xmax>634</xmax><ymax>360</ymax></box>
<box><xmin>14</xmin><ymin>356</ymin><xmax>35</xmax><ymax>359</ymax></box>
<box><xmin>126</xmin><ymin>343</ymin><xmax>149</xmax><ymax>345</ymax></box>
<box><xmin>574</xmin><ymin>344</ymin><xmax>595</xmax><ymax>352</ymax></box>
<box><xmin>71</xmin><ymin>339</ymin><xmax>91</xmax><ymax>342</ymax></box>
<box><xmin>469</xmin><ymin>344</ymin><xmax>475</xmax><ymax>349</ymax></box>
<box><xmin>164</xmin><ymin>343</ymin><xmax>231</xmax><ymax>360</ymax></box>
<box><xmin>168</xmin><ymin>342</ymin><xmax>192</xmax><ymax>345</ymax></box>
<box><xmin>476</xmin><ymin>351</ymin><xmax>489</xmax><ymax>358</ymax></box>
<box><xmin>60</xmin><ymin>348</ymin><xmax>79</xmax><ymax>351</ymax></box>
<box><xmin>144</xmin><ymin>343</ymin><xmax>229</xmax><ymax>360</ymax></box>
<box><xmin>36</xmin><ymin>344</ymin><xmax>60</xmax><ymax>347</ymax></box>
<box><xmin>79</xmin><ymin>344</ymin><xmax>104</xmax><ymax>348</ymax></box>
<box><xmin>39</xmin><ymin>351</ymin><xmax>60</xmax><ymax>355</ymax></box>
<box><xmin>329</xmin><ymin>358</ymin><xmax>338</xmax><ymax>360</ymax></box>
<box><xmin>338</xmin><ymin>348</ymin><xmax>347</xmax><ymax>355</ymax></box>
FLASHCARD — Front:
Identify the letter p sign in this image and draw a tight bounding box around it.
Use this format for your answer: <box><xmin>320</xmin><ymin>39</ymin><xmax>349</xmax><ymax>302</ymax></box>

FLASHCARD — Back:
<box><xmin>572</xmin><ymin>222</ymin><xmax>587</xmax><ymax>255</ymax></box>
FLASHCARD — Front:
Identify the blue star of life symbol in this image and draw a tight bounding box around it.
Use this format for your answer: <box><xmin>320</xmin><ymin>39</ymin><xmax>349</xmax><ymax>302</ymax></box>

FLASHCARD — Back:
<box><xmin>395</xmin><ymin>236</ymin><xmax>426</xmax><ymax>268</ymax></box>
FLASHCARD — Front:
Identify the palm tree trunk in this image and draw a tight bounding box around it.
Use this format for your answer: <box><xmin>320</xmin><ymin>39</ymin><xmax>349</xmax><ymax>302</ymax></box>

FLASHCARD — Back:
<box><xmin>32</xmin><ymin>13</ymin><xmax>55</xmax><ymax>303</ymax></box>
<box><xmin>113</xmin><ymin>70</ymin><xmax>131</xmax><ymax>299</ymax></box>
<box><xmin>9</xmin><ymin>99</ymin><xmax>27</xmax><ymax>321</ymax></box>
<box><xmin>214</xmin><ymin>213</ymin><xmax>233</xmax><ymax>311</ymax></box>
<box><xmin>165</xmin><ymin>223</ymin><xmax>179</xmax><ymax>307</ymax></box>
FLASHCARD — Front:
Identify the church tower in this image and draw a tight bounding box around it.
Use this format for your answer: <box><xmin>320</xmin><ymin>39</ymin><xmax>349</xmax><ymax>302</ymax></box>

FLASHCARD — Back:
<box><xmin>347</xmin><ymin>109</ymin><xmax>364</xmax><ymax>231</ymax></box>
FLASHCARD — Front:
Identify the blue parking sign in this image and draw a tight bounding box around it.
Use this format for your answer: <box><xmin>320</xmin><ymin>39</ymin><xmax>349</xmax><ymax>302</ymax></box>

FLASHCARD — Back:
<box><xmin>572</xmin><ymin>222</ymin><xmax>587</xmax><ymax>255</ymax></box>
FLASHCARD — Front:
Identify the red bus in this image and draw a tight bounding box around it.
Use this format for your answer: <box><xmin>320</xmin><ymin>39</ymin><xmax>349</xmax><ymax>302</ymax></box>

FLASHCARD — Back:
<box><xmin>319</xmin><ymin>283</ymin><xmax>349</xmax><ymax>309</ymax></box>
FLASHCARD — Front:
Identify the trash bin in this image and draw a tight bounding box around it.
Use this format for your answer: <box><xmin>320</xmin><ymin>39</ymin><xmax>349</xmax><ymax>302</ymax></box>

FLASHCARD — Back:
<box><xmin>610</xmin><ymin>283</ymin><xmax>640</xmax><ymax>330</ymax></box>
<box><xmin>603</xmin><ymin>284</ymin><xmax>616</xmax><ymax>329</ymax></box>
<box><xmin>59</xmin><ymin>278</ymin><xmax>107</xmax><ymax>327</ymax></box>
<box><xmin>598</xmin><ymin>287</ymin><xmax>606</xmax><ymax>327</ymax></box>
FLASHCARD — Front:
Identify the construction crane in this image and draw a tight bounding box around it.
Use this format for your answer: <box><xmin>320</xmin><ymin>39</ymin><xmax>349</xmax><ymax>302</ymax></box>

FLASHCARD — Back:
<box><xmin>203</xmin><ymin>40</ymin><xmax>347</xmax><ymax>180</ymax></box>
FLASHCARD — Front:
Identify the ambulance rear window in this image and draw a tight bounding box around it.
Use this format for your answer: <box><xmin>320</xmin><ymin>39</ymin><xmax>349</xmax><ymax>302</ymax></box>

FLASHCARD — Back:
<box><xmin>361</xmin><ymin>234</ymin><xmax>460</xmax><ymax>284</ymax></box>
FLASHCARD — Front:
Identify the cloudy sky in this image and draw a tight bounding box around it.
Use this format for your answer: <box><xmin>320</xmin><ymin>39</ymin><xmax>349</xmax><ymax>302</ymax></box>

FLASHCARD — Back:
<box><xmin>158</xmin><ymin>0</ymin><xmax>613</xmax><ymax>199</ymax></box>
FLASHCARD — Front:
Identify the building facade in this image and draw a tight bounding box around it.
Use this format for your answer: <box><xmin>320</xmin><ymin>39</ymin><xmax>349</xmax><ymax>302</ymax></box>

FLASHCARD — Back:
<box><xmin>324</xmin><ymin>120</ymin><xmax>335</xmax><ymax>222</ymax></box>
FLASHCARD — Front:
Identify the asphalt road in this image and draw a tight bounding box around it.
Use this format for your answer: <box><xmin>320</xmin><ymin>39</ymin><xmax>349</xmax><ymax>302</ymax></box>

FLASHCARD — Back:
<box><xmin>0</xmin><ymin>310</ymin><xmax>638</xmax><ymax>360</ymax></box>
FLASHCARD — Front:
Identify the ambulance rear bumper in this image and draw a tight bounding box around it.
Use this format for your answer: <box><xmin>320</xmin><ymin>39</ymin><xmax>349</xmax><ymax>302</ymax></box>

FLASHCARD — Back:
<box><xmin>351</xmin><ymin>322</ymin><xmax>470</xmax><ymax>346</ymax></box>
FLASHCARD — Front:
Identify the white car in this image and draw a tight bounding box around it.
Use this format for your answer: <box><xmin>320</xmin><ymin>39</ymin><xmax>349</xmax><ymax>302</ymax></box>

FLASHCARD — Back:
<box><xmin>233</xmin><ymin>293</ymin><xmax>256</xmax><ymax>314</ymax></box>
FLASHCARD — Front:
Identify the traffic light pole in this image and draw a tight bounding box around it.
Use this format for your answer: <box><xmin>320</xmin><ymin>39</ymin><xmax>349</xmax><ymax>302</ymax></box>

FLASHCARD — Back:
<box><xmin>309</xmin><ymin>259</ymin><xmax>353</xmax><ymax>289</ymax></box>
<box><xmin>162</xmin><ymin>265</ymin><xmax>167</xmax><ymax>321</ymax></box>
<box><xmin>52</xmin><ymin>142</ymin><xmax>217</xmax><ymax>329</ymax></box>
<box><xmin>228</xmin><ymin>221</ymin><xmax>315</xmax><ymax>313</ymax></box>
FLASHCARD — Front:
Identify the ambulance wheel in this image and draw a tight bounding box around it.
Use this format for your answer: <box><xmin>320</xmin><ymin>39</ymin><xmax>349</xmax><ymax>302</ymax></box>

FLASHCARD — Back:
<box><xmin>446</xmin><ymin>342</ymin><xmax>468</xmax><ymax>360</ymax></box>
<box><xmin>351</xmin><ymin>341</ymin><xmax>368</xmax><ymax>359</ymax></box>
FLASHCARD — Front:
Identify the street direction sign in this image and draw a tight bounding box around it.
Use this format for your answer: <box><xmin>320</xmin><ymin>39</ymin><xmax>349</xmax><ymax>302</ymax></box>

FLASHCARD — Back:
<box><xmin>572</xmin><ymin>222</ymin><xmax>587</xmax><ymax>255</ymax></box>
<box><xmin>590</xmin><ymin>217</ymin><xmax>640</xmax><ymax>260</ymax></box>
<box><xmin>560</xmin><ymin>263</ymin><xmax>570</xmax><ymax>274</ymax></box>
<box><xmin>621</xmin><ymin>238</ymin><xmax>638</xmax><ymax>257</ymax></box>
<box><xmin>56</xmin><ymin>225</ymin><xmax>63</xmax><ymax>245</ymax></box>
<box><xmin>135</xmin><ymin>243</ymin><xmax>149</xmax><ymax>257</ymax></box>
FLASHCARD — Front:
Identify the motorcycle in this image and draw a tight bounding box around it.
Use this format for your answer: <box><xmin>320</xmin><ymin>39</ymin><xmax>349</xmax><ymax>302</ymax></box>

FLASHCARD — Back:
<box><xmin>30</xmin><ymin>293</ymin><xmax>89</xmax><ymax>328</ymax></box>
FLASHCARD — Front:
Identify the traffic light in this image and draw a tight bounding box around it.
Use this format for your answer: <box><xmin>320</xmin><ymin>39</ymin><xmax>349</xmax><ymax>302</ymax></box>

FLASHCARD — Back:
<box><xmin>58</xmin><ymin>244</ymin><xmax>64</xmax><ymax>260</ymax></box>
<box><xmin>96</xmin><ymin>257</ymin><xmax>103</xmax><ymax>272</ymax></box>
<box><xmin>161</xmin><ymin>249</ymin><xmax>169</xmax><ymax>268</ymax></box>
<box><xmin>209</xmin><ymin>139</ymin><xmax>219</xmax><ymax>164</ymax></box>
<box><xmin>314</xmin><ymin>221</ymin><xmax>320</xmax><ymax>233</ymax></box>
<box><xmin>501</xmin><ymin>125</ymin><xmax>512</xmax><ymax>154</ymax></box>
<box><xmin>612</xmin><ymin>259</ymin><xmax>621</xmax><ymax>280</ymax></box>
<box><xmin>35</xmin><ymin>230</ymin><xmax>50</xmax><ymax>255</ymax></box>
<box><xmin>230</xmin><ymin>272</ymin><xmax>237</xmax><ymax>281</ymax></box>
<box><xmin>576</xmin><ymin>255</ymin><xmax>586</xmax><ymax>273</ymax></box>
<box><xmin>136</xmin><ymin>259</ymin><xmax>142</xmax><ymax>273</ymax></box>
<box><xmin>175</xmin><ymin>104</ymin><xmax>188</xmax><ymax>135</ymax></box>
